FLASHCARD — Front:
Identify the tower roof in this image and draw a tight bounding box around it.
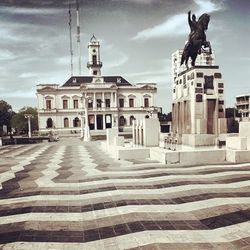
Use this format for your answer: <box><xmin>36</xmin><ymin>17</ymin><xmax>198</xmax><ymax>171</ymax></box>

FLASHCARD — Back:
<box><xmin>90</xmin><ymin>34</ymin><xmax>97</xmax><ymax>43</ymax></box>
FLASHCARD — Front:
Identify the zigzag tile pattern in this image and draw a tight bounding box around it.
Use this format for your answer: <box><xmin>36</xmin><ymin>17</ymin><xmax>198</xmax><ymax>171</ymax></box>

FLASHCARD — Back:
<box><xmin>0</xmin><ymin>138</ymin><xmax>250</xmax><ymax>249</ymax></box>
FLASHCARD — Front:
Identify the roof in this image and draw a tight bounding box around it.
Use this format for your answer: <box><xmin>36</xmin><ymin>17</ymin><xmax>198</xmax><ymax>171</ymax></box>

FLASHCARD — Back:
<box><xmin>62</xmin><ymin>76</ymin><xmax>132</xmax><ymax>87</ymax></box>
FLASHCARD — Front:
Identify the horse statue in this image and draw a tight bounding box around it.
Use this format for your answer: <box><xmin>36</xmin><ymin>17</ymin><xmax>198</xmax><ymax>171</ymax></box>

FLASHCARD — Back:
<box><xmin>181</xmin><ymin>11</ymin><xmax>212</xmax><ymax>68</ymax></box>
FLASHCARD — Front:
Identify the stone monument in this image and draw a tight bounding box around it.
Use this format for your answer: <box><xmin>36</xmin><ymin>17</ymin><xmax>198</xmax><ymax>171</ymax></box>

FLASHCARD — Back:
<box><xmin>171</xmin><ymin>11</ymin><xmax>227</xmax><ymax>146</ymax></box>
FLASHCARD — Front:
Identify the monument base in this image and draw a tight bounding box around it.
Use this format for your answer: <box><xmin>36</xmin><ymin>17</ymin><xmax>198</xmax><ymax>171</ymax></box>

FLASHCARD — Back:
<box><xmin>182</xmin><ymin>134</ymin><xmax>216</xmax><ymax>147</ymax></box>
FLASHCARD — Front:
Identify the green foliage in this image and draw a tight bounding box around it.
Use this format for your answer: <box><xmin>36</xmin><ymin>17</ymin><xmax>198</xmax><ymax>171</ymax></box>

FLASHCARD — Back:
<box><xmin>11</xmin><ymin>106</ymin><xmax>38</xmax><ymax>134</ymax></box>
<box><xmin>0</xmin><ymin>100</ymin><xmax>15</xmax><ymax>136</ymax></box>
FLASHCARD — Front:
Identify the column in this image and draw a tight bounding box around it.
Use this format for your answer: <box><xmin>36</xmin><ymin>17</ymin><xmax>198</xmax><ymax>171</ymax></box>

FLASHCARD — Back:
<box><xmin>103</xmin><ymin>115</ymin><xmax>106</xmax><ymax>129</ymax></box>
<box><xmin>94</xmin><ymin>114</ymin><xmax>97</xmax><ymax>130</ymax></box>
<box><xmin>102</xmin><ymin>92</ymin><xmax>105</xmax><ymax>108</ymax></box>
<box><xmin>111</xmin><ymin>92</ymin><xmax>114</xmax><ymax>108</ymax></box>
<box><xmin>93</xmin><ymin>92</ymin><xmax>96</xmax><ymax>108</ymax></box>
<box><xmin>114</xmin><ymin>92</ymin><xmax>117</xmax><ymax>108</ymax></box>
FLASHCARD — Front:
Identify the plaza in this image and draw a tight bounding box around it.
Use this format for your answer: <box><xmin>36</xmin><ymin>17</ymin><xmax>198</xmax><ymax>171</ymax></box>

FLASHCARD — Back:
<box><xmin>0</xmin><ymin>138</ymin><xmax>250</xmax><ymax>249</ymax></box>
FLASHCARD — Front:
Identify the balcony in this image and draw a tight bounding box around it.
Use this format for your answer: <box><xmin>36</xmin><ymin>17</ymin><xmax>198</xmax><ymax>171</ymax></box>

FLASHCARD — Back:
<box><xmin>87</xmin><ymin>61</ymin><xmax>102</xmax><ymax>68</ymax></box>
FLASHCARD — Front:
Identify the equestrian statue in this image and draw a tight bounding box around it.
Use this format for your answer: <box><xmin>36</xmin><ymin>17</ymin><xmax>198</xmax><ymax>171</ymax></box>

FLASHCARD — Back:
<box><xmin>181</xmin><ymin>10</ymin><xmax>212</xmax><ymax>68</ymax></box>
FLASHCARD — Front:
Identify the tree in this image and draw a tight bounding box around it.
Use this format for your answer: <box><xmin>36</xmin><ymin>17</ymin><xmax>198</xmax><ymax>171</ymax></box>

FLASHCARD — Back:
<box><xmin>0</xmin><ymin>100</ymin><xmax>15</xmax><ymax>136</ymax></box>
<box><xmin>11</xmin><ymin>107</ymin><xmax>38</xmax><ymax>134</ymax></box>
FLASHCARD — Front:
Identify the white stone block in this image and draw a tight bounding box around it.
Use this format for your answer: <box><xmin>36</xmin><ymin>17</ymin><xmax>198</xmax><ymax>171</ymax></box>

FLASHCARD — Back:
<box><xmin>239</xmin><ymin>121</ymin><xmax>250</xmax><ymax>150</ymax></box>
<box><xmin>114</xmin><ymin>136</ymin><xmax>124</xmax><ymax>147</ymax></box>
<box><xmin>226</xmin><ymin>149</ymin><xmax>250</xmax><ymax>163</ymax></box>
<box><xmin>180</xmin><ymin>150</ymin><xmax>226</xmax><ymax>165</ymax></box>
<box><xmin>182</xmin><ymin>134</ymin><xmax>216</xmax><ymax>146</ymax></box>
<box><xmin>218</xmin><ymin>118</ymin><xmax>227</xmax><ymax>134</ymax></box>
<box><xmin>143</xmin><ymin>118</ymin><xmax>160</xmax><ymax>147</ymax></box>
<box><xmin>0</xmin><ymin>138</ymin><xmax>2</xmax><ymax>147</ymax></box>
<box><xmin>118</xmin><ymin>148</ymin><xmax>150</xmax><ymax>160</ymax></box>
<box><xmin>150</xmin><ymin>148</ymin><xmax>166</xmax><ymax>163</ymax></box>
<box><xmin>106</xmin><ymin>128</ymin><xmax>118</xmax><ymax>145</ymax></box>
<box><xmin>226</xmin><ymin>137</ymin><xmax>247</xmax><ymax>150</ymax></box>
<box><xmin>166</xmin><ymin>151</ymin><xmax>180</xmax><ymax>164</ymax></box>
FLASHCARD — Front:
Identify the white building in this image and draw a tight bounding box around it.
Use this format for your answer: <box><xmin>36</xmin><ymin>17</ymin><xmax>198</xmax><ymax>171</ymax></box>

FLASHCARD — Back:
<box><xmin>36</xmin><ymin>35</ymin><xmax>158</xmax><ymax>135</ymax></box>
<box><xmin>236</xmin><ymin>93</ymin><xmax>250</xmax><ymax>119</ymax></box>
<box><xmin>172</xmin><ymin>49</ymin><xmax>215</xmax><ymax>85</ymax></box>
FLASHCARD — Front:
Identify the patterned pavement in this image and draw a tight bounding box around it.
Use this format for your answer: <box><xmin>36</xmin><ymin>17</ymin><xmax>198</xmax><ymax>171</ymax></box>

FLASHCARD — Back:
<box><xmin>0</xmin><ymin>138</ymin><xmax>250</xmax><ymax>249</ymax></box>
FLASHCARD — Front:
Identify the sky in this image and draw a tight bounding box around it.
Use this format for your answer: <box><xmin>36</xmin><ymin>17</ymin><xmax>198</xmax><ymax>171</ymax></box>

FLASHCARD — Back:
<box><xmin>0</xmin><ymin>0</ymin><xmax>249</xmax><ymax>113</ymax></box>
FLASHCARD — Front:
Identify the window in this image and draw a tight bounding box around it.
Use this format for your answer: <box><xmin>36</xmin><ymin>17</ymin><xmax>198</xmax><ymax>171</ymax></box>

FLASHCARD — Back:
<box><xmin>144</xmin><ymin>98</ymin><xmax>149</xmax><ymax>108</ymax></box>
<box><xmin>88</xmin><ymin>101</ymin><xmax>93</xmax><ymax>108</ymax></box>
<box><xmin>105</xmin><ymin>99</ymin><xmax>110</xmax><ymax>108</ymax></box>
<box><xmin>196</xmin><ymin>94</ymin><xmax>203</xmax><ymax>102</ymax></box>
<box><xmin>64</xmin><ymin>118</ymin><xmax>69</xmax><ymax>128</ymax></box>
<box><xmin>214</xmin><ymin>73</ymin><xmax>222</xmax><ymax>78</ymax></box>
<box><xmin>92</xmin><ymin>55</ymin><xmax>97</xmax><ymax>64</ymax></box>
<box><xmin>73</xmin><ymin>100</ymin><xmax>78</xmax><ymax>109</ymax></box>
<box><xmin>219</xmin><ymin>108</ymin><xmax>224</xmax><ymax>113</ymax></box>
<box><xmin>73</xmin><ymin>117</ymin><xmax>81</xmax><ymax>127</ymax></box>
<box><xmin>195</xmin><ymin>88</ymin><xmax>203</xmax><ymax>93</ymax></box>
<box><xmin>218</xmin><ymin>83</ymin><xmax>224</xmax><ymax>88</ymax></box>
<box><xmin>197</xmin><ymin>83</ymin><xmax>202</xmax><ymax>87</ymax></box>
<box><xmin>119</xmin><ymin>99</ymin><xmax>124</xmax><ymax>108</ymax></box>
<box><xmin>219</xmin><ymin>100</ymin><xmax>224</xmax><ymax>105</ymax></box>
<box><xmin>46</xmin><ymin>100</ymin><xmax>51</xmax><ymax>110</ymax></box>
<box><xmin>93</xmin><ymin>70</ymin><xmax>97</xmax><ymax>75</ymax></box>
<box><xmin>197</xmin><ymin>72</ymin><xmax>203</xmax><ymax>78</ymax></box>
<box><xmin>119</xmin><ymin>116</ymin><xmax>126</xmax><ymax>126</ymax></box>
<box><xmin>63</xmin><ymin>100</ymin><xmax>68</xmax><ymax>109</ymax></box>
<box><xmin>173</xmin><ymin>88</ymin><xmax>176</xmax><ymax>93</ymax></box>
<box><xmin>130</xmin><ymin>116</ymin><xmax>135</xmax><ymax>125</ymax></box>
<box><xmin>204</xmin><ymin>75</ymin><xmax>214</xmax><ymax>89</ymax></box>
<box><xmin>97</xmin><ymin>99</ymin><xmax>102</xmax><ymax>108</ymax></box>
<box><xmin>46</xmin><ymin>118</ymin><xmax>53</xmax><ymax>128</ymax></box>
<box><xmin>129</xmin><ymin>98</ymin><xmax>134</xmax><ymax>108</ymax></box>
<box><xmin>218</xmin><ymin>89</ymin><xmax>224</xmax><ymax>94</ymax></box>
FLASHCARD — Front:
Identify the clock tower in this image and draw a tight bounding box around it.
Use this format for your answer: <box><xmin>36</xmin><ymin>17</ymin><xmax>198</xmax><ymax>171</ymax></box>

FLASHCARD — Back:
<box><xmin>87</xmin><ymin>34</ymin><xmax>102</xmax><ymax>76</ymax></box>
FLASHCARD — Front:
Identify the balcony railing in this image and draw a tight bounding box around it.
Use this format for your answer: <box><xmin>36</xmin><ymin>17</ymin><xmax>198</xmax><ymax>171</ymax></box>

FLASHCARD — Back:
<box><xmin>87</xmin><ymin>61</ymin><xmax>102</xmax><ymax>68</ymax></box>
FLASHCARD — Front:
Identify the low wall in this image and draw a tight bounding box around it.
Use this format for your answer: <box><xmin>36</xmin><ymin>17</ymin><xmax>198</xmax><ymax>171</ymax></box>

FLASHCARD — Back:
<box><xmin>182</xmin><ymin>134</ymin><xmax>216</xmax><ymax>146</ymax></box>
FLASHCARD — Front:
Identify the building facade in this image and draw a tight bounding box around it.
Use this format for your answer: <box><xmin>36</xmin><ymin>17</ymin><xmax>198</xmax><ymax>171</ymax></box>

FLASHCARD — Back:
<box><xmin>236</xmin><ymin>94</ymin><xmax>250</xmax><ymax>119</ymax></box>
<box><xmin>36</xmin><ymin>36</ymin><xmax>158</xmax><ymax>135</ymax></box>
<box><xmin>172</xmin><ymin>65</ymin><xmax>227</xmax><ymax>138</ymax></box>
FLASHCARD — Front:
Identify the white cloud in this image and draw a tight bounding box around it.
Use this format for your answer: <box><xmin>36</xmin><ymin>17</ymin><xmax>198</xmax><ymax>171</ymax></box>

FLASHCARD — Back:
<box><xmin>132</xmin><ymin>0</ymin><xmax>225</xmax><ymax>40</ymax></box>
<box><xmin>19</xmin><ymin>72</ymin><xmax>39</xmax><ymax>78</ymax></box>
<box><xmin>1</xmin><ymin>90</ymin><xmax>35</xmax><ymax>98</ymax></box>
<box><xmin>0</xmin><ymin>7</ymin><xmax>64</xmax><ymax>15</ymax></box>
<box><xmin>0</xmin><ymin>49</ymin><xmax>17</xmax><ymax>60</ymax></box>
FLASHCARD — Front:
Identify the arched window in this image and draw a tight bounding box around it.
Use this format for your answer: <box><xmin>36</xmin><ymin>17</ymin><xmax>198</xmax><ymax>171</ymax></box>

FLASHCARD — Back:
<box><xmin>92</xmin><ymin>55</ymin><xmax>97</xmax><ymax>64</ymax></box>
<box><xmin>64</xmin><ymin>118</ymin><xmax>69</xmax><ymax>128</ymax></box>
<box><xmin>47</xmin><ymin>118</ymin><xmax>53</xmax><ymax>128</ymax></box>
<box><xmin>130</xmin><ymin>116</ymin><xmax>135</xmax><ymax>125</ymax></box>
<box><xmin>119</xmin><ymin>116</ymin><xmax>126</xmax><ymax>126</ymax></box>
<box><xmin>73</xmin><ymin>117</ymin><xmax>81</xmax><ymax>127</ymax></box>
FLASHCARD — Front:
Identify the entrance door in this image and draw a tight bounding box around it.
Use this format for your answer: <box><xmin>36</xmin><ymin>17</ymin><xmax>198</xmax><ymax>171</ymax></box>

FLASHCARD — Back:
<box><xmin>207</xmin><ymin>100</ymin><xmax>215</xmax><ymax>134</ymax></box>
<box><xmin>96</xmin><ymin>115</ymin><xmax>103</xmax><ymax>130</ymax></box>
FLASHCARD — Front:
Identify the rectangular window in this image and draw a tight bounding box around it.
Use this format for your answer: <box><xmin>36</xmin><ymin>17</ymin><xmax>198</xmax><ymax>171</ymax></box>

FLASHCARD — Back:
<box><xmin>88</xmin><ymin>101</ymin><xmax>93</xmax><ymax>108</ymax></box>
<box><xmin>105</xmin><ymin>99</ymin><xmax>110</xmax><ymax>108</ymax></box>
<box><xmin>218</xmin><ymin>83</ymin><xmax>224</xmax><ymax>88</ymax></box>
<box><xmin>46</xmin><ymin>100</ymin><xmax>51</xmax><ymax>110</ymax></box>
<box><xmin>63</xmin><ymin>100</ymin><xmax>68</xmax><ymax>109</ymax></box>
<box><xmin>195</xmin><ymin>88</ymin><xmax>203</xmax><ymax>93</ymax></box>
<box><xmin>196</xmin><ymin>72</ymin><xmax>204</xmax><ymax>78</ymax></box>
<box><xmin>218</xmin><ymin>89</ymin><xmax>224</xmax><ymax>94</ymax></box>
<box><xmin>214</xmin><ymin>73</ymin><xmax>222</xmax><ymax>78</ymax></box>
<box><xmin>73</xmin><ymin>99</ymin><xmax>78</xmax><ymax>109</ymax></box>
<box><xmin>129</xmin><ymin>98</ymin><xmax>134</xmax><ymax>108</ymax></box>
<box><xmin>197</xmin><ymin>83</ymin><xmax>202</xmax><ymax>87</ymax></box>
<box><xmin>119</xmin><ymin>99</ymin><xmax>124</xmax><ymax>108</ymax></box>
<box><xmin>97</xmin><ymin>99</ymin><xmax>102</xmax><ymax>108</ymax></box>
<box><xmin>219</xmin><ymin>100</ymin><xmax>224</xmax><ymax>105</ymax></box>
<box><xmin>144</xmin><ymin>98</ymin><xmax>149</xmax><ymax>108</ymax></box>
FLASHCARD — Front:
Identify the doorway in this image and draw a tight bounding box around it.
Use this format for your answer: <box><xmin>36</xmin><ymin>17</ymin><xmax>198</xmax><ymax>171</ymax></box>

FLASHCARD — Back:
<box><xmin>96</xmin><ymin>115</ymin><xmax>103</xmax><ymax>130</ymax></box>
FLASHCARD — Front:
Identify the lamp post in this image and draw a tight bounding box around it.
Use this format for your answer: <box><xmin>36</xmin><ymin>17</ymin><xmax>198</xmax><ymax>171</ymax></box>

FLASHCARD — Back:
<box><xmin>81</xmin><ymin>94</ymin><xmax>91</xmax><ymax>142</ymax></box>
<box><xmin>24</xmin><ymin>114</ymin><xmax>33</xmax><ymax>138</ymax></box>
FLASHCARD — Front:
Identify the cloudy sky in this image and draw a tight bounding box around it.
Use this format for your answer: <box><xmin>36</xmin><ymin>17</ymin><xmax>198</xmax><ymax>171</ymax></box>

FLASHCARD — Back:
<box><xmin>0</xmin><ymin>0</ymin><xmax>249</xmax><ymax>113</ymax></box>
